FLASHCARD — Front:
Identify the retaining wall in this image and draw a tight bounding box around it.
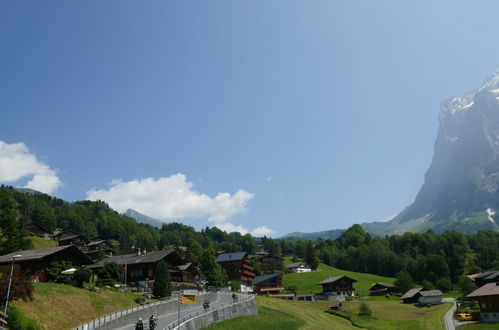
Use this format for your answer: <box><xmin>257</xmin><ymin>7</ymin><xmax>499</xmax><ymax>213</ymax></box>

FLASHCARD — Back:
<box><xmin>173</xmin><ymin>296</ymin><xmax>257</xmax><ymax>330</ymax></box>
<box><xmin>73</xmin><ymin>293</ymin><xmax>216</xmax><ymax>330</ymax></box>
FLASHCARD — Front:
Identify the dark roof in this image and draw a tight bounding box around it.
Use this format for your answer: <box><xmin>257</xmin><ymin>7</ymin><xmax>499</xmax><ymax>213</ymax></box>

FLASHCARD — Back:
<box><xmin>369</xmin><ymin>282</ymin><xmax>396</xmax><ymax>290</ymax></box>
<box><xmin>467</xmin><ymin>282</ymin><xmax>499</xmax><ymax>298</ymax></box>
<box><xmin>216</xmin><ymin>252</ymin><xmax>247</xmax><ymax>263</ymax></box>
<box><xmin>318</xmin><ymin>275</ymin><xmax>357</xmax><ymax>285</ymax></box>
<box><xmin>177</xmin><ymin>263</ymin><xmax>193</xmax><ymax>271</ymax></box>
<box><xmin>419</xmin><ymin>290</ymin><xmax>442</xmax><ymax>297</ymax></box>
<box><xmin>401</xmin><ymin>287</ymin><xmax>424</xmax><ymax>299</ymax></box>
<box><xmin>89</xmin><ymin>250</ymin><xmax>181</xmax><ymax>269</ymax></box>
<box><xmin>87</xmin><ymin>240</ymin><xmax>107</xmax><ymax>246</ymax></box>
<box><xmin>251</xmin><ymin>273</ymin><xmax>281</xmax><ymax>285</ymax></box>
<box><xmin>0</xmin><ymin>246</ymin><xmax>90</xmax><ymax>264</ymax></box>
<box><xmin>483</xmin><ymin>271</ymin><xmax>499</xmax><ymax>281</ymax></box>
<box><xmin>285</xmin><ymin>262</ymin><xmax>309</xmax><ymax>269</ymax></box>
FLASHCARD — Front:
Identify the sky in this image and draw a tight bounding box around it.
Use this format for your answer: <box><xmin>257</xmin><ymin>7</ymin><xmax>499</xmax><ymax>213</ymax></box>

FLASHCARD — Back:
<box><xmin>1</xmin><ymin>1</ymin><xmax>499</xmax><ymax>237</ymax></box>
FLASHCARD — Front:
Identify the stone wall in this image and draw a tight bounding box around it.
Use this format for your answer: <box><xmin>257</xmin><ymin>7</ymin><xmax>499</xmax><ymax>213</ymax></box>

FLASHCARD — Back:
<box><xmin>173</xmin><ymin>296</ymin><xmax>257</xmax><ymax>330</ymax></box>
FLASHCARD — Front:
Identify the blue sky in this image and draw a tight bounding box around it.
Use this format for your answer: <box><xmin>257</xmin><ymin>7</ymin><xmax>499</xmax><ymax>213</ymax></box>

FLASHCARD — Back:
<box><xmin>1</xmin><ymin>1</ymin><xmax>499</xmax><ymax>236</ymax></box>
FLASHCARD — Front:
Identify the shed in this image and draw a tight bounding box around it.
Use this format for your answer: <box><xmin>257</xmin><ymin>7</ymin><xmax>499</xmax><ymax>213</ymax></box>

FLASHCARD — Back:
<box><xmin>369</xmin><ymin>282</ymin><xmax>397</xmax><ymax>296</ymax></box>
<box><xmin>401</xmin><ymin>287</ymin><xmax>426</xmax><ymax>304</ymax></box>
<box><xmin>418</xmin><ymin>290</ymin><xmax>442</xmax><ymax>305</ymax></box>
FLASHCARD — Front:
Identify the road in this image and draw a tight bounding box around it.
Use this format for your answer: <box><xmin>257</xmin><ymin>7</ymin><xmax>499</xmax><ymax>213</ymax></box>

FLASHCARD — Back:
<box><xmin>117</xmin><ymin>292</ymin><xmax>235</xmax><ymax>330</ymax></box>
<box><xmin>442</xmin><ymin>298</ymin><xmax>456</xmax><ymax>330</ymax></box>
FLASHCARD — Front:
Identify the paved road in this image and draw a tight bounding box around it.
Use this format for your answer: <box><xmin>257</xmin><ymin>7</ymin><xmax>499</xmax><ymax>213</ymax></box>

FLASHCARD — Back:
<box><xmin>117</xmin><ymin>293</ymin><xmax>235</xmax><ymax>330</ymax></box>
<box><xmin>443</xmin><ymin>298</ymin><xmax>456</xmax><ymax>330</ymax></box>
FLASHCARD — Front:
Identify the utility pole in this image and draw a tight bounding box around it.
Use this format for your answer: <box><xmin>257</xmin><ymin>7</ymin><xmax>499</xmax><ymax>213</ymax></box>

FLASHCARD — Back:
<box><xmin>4</xmin><ymin>255</ymin><xmax>21</xmax><ymax>315</ymax></box>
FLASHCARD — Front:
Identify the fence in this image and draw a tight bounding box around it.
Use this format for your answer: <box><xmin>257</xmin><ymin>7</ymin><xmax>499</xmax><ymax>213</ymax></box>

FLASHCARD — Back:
<box><xmin>163</xmin><ymin>294</ymin><xmax>257</xmax><ymax>330</ymax></box>
<box><xmin>73</xmin><ymin>293</ymin><xmax>216</xmax><ymax>330</ymax></box>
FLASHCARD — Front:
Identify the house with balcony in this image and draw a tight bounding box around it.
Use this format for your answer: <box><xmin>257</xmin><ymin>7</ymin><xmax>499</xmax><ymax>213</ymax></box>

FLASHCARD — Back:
<box><xmin>318</xmin><ymin>275</ymin><xmax>357</xmax><ymax>297</ymax></box>
<box><xmin>467</xmin><ymin>282</ymin><xmax>499</xmax><ymax>323</ymax></box>
<box><xmin>251</xmin><ymin>273</ymin><xmax>284</xmax><ymax>295</ymax></box>
<box><xmin>216</xmin><ymin>252</ymin><xmax>255</xmax><ymax>291</ymax></box>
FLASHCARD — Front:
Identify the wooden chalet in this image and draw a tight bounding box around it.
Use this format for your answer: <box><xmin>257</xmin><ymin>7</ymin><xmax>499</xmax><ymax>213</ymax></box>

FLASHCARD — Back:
<box><xmin>257</xmin><ymin>255</ymin><xmax>283</xmax><ymax>272</ymax></box>
<box><xmin>22</xmin><ymin>223</ymin><xmax>52</xmax><ymax>238</ymax></box>
<box><xmin>401</xmin><ymin>287</ymin><xmax>427</xmax><ymax>304</ymax></box>
<box><xmin>369</xmin><ymin>282</ymin><xmax>397</xmax><ymax>296</ymax></box>
<box><xmin>251</xmin><ymin>273</ymin><xmax>283</xmax><ymax>295</ymax></box>
<box><xmin>216</xmin><ymin>252</ymin><xmax>255</xmax><ymax>283</ymax></box>
<box><xmin>89</xmin><ymin>249</ymin><xmax>196</xmax><ymax>283</ymax></box>
<box><xmin>418</xmin><ymin>290</ymin><xmax>442</xmax><ymax>305</ymax></box>
<box><xmin>318</xmin><ymin>275</ymin><xmax>357</xmax><ymax>297</ymax></box>
<box><xmin>469</xmin><ymin>270</ymin><xmax>499</xmax><ymax>288</ymax></box>
<box><xmin>84</xmin><ymin>239</ymin><xmax>114</xmax><ymax>260</ymax></box>
<box><xmin>170</xmin><ymin>263</ymin><xmax>198</xmax><ymax>283</ymax></box>
<box><xmin>284</xmin><ymin>261</ymin><xmax>311</xmax><ymax>273</ymax></box>
<box><xmin>56</xmin><ymin>230</ymin><xmax>89</xmax><ymax>248</ymax></box>
<box><xmin>467</xmin><ymin>282</ymin><xmax>499</xmax><ymax>323</ymax></box>
<box><xmin>0</xmin><ymin>246</ymin><xmax>92</xmax><ymax>282</ymax></box>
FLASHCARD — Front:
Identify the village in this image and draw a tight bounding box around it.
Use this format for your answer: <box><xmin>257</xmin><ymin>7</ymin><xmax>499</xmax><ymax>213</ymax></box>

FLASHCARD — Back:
<box><xmin>0</xmin><ymin>223</ymin><xmax>498</xmax><ymax>329</ymax></box>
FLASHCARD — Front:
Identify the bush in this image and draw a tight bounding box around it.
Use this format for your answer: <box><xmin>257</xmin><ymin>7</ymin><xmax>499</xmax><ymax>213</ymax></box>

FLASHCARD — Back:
<box><xmin>0</xmin><ymin>272</ymin><xmax>34</xmax><ymax>303</ymax></box>
<box><xmin>47</xmin><ymin>261</ymin><xmax>73</xmax><ymax>283</ymax></box>
<box><xmin>7</xmin><ymin>306</ymin><xmax>41</xmax><ymax>330</ymax></box>
<box><xmin>73</xmin><ymin>266</ymin><xmax>92</xmax><ymax>288</ymax></box>
<box><xmin>135</xmin><ymin>297</ymin><xmax>146</xmax><ymax>304</ymax></box>
<box><xmin>230</xmin><ymin>280</ymin><xmax>241</xmax><ymax>292</ymax></box>
<box><xmin>358</xmin><ymin>302</ymin><xmax>372</xmax><ymax>317</ymax></box>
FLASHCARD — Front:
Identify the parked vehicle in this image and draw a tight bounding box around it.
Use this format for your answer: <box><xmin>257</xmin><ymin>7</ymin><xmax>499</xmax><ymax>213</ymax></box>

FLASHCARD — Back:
<box><xmin>457</xmin><ymin>313</ymin><xmax>473</xmax><ymax>321</ymax></box>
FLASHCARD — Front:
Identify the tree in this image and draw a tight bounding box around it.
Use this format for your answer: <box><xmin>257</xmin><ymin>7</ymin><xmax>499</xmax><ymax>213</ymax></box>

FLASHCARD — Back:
<box><xmin>152</xmin><ymin>260</ymin><xmax>171</xmax><ymax>298</ymax></box>
<box><xmin>457</xmin><ymin>275</ymin><xmax>477</xmax><ymax>296</ymax></box>
<box><xmin>185</xmin><ymin>240</ymin><xmax>203</xmax><ymax>263</ymax></box>
<box><xmin>304</xmin><ymin>241</ymin><xmax>319</xmax><ymax>270</ymax></box>
<box><xmin>47</xmin><ymin>261</ymin><xmax>73</xmax><ymax>283</ymax></box>
<box><xmin>435</xmin><ymin>277</ymin><xmax>452</xmax><ymax>292</ymax></box>
<box><xmin>0</xmin><ymin>187</ymin><xmax>31</xmax><ymax>254</ymax></box>
<box><xmin>199</xmin><ymin>249</ymin><xmax>227</xmax><ymax>287</ymax></box>
<box><xmin>394</xmin><ymin>271</ymin><xmax>414</xmax><ymax>294</ymax></box>
<box><xmin>98</xmin><ymin>262</ymin><xmax>123</xmax><ymax>283</ymax></box>
<box><xmin>230</xmin><ymin>280</ymin><xmax>241</xmax><ymax>292</ymax></box>
<box><xmin>0</xmin><ymin>272</ymin><xmax>34</xmax><ymax>303</ymax></box>
<box><xmin>73</xmin><ymin>266</ymin><xmax>92</xmax><ymax>287</ymax></box>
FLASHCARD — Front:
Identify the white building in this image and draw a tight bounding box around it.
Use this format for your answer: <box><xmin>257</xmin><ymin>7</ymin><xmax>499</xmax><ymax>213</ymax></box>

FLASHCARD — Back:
<box><xmin>284</xmin><ymin>261</ymin><xmax>311</xmax><ymax>273</ymax></box>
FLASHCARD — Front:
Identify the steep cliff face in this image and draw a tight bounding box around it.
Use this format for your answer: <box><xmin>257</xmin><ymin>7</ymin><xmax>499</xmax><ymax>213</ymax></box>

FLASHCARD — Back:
<box><xmin>369</xmin><ymin>70</ymin><xmax>499</xmax><ymax>235</ymax></box>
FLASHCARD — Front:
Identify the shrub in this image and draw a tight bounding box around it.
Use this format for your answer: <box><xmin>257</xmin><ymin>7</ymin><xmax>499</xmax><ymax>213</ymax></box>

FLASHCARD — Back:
<box><xmin>230</xmin><ymin>280</ymin><xmax>241</xmax><ymax>292</ymax></box>
<box><xmin>47</xmin><ymin>261</ymin><xmax>73</xmax><ymax>283</ymax></box>
<box><xmin>7</xmin><ymin>306</ymin><xmax>41</xmax><ymax>330</ymax></box>
<box><xmin>358</xmin><ymin>302</ymin><xmax>372</xmax><ymax>317</ymax></box>
<box><xmin>135</xmin><ymin>297</ymin><xmax>146</xmax><ymax>304</ymax></box>
<box><xmin>73</xmin><ymin>266</ymin><xmax>92</xmax><ymax>288</ymax></box>
<box><xmin>0</xmin><ymin>272</ymin><xmax>34</xmax><ymax>303</ymax></box>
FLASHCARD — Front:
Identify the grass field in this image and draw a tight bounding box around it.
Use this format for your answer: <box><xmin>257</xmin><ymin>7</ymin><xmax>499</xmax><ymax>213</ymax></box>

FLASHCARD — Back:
<box><xmin>29</xmin><ymin>236</ymin><xmax>57</xmax><ymax>249</ymax></box>
<box><xmin>283</xmin><ymin>263</ymin><xmax>396</xmax><ymax>296</ymax></box>
<box><xmin>12</xmin><ymin>283</ymin><xmax>143</xmax><ymax>329</ymax></box>
<box><xmin>337</xmin><ymin>300</ymin><xmax>451</xmax><ymax>330</ymax></box>
<box><xmin>203</xmin><ymin>297</ymin><xmax>450</xmax><ymax>329</ymax></box>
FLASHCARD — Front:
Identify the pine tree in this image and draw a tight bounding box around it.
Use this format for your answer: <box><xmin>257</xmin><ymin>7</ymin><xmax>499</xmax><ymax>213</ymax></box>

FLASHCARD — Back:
<box><xmin>0</xmin><ymin>186</ymin><xmax>31</xmax><ymax>254</ymax></box>
<box><xmin>152</xmin><ymin>260</ymin><xmax>171</xmax><ymax>298</ymax></box>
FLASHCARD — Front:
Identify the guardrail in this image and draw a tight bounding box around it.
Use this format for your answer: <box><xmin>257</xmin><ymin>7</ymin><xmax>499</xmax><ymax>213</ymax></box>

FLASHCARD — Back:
<box><xmin>72</xmin><ymin>295</ymin><xmax>179</xmax><ymax>330</ymax></box>
<box><xmin>163</xmin><ymin>294</ymin><xmax>255</xmax><ymax>330</ymax></box>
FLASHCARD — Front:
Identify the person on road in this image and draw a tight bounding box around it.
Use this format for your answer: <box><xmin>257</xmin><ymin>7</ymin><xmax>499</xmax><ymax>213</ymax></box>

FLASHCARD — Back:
<box><xmin>135</xmin><ymin>318</ymin><xmax>144</xmax><ymax>330</ymax></box>
<box><xmin>149</xmin><ymin>314</ymin><xmax>157</xmax><ymax>330</ymax></box>
<box><xmin>232</xmin><ymin>293</ymin><xmax>238</xmax><ymax>301</ymax></box>
<box><xmin>203</xmin><ymin>299</ymin><xmax>210</xmax><ymax>311</ymax></box>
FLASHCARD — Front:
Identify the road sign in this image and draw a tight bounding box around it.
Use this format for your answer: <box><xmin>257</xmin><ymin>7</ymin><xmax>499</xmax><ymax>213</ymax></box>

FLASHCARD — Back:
<box><xmin>181</xmin><ymin>295</ymin><xmax>196</xmax><ymax>304</ymax></box>
<box><xmin>183</xmin><ymin>289</ymin><xmax>198</xmax><ymax>295</ymax></box>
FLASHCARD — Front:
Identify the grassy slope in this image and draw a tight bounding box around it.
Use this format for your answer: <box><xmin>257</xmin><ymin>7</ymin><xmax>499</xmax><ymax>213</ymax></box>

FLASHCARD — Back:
<box><xmin>339</xmin><ymin>300</ymin><xmax>451</xmax><ymax>330</ymax></box>
<box><xmin>12</xmin><ymin>283</ymin><xmax>142</xmax><ymax>329</ymax></box>
<box><xmin>204</xmin><ymin>297</ymin><xmax>450</xmax><ymax>330</ymax></box>
<box><xmin>283</xmin><ymin>263</ymin><xmax>396</xmax><ymax>296</ymax></box>
<box><xmin>28</xmin><ymin>236</ymin><xmax>57</xmax><ymax>249</ymax></box>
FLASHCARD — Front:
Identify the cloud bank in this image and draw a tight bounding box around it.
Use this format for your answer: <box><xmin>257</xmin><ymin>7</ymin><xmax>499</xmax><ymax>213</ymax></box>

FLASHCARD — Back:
<box><xmin>0</xmin><ymin>141</ymin><xmax>62</xmax><ymax>194</ymax></box>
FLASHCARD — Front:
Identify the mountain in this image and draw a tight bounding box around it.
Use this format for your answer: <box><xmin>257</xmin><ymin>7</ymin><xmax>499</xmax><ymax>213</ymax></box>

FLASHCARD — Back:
<box><xmin>124</xmin><ymin>208</ymin><xmax>164</xmax><ymax>228</ymax></box>
<box><xmin>367</xmin><ymin>69</ymin><xmax>499</xmax><ymax>235</ymax></box>
<box><xmin>280</xmin><ymin>229</ymin><xmax>344</xmax><ymax>240</ymax></box>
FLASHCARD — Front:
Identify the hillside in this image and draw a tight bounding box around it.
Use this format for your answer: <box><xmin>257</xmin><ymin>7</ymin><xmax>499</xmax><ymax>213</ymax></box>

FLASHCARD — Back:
<box><xmin>11</xmin><ymin>283</ymin><xmax>143</xmax><ymax>329</ymax></box>
<box><xmin>280</xmin><ymin>228</ymin><xmax>343</xmax><ymax>240</ymax></box>
<box><xmin>283</xmin><ymin>263</ymin><xmax>395</xmax><ymax>296</ymax></box>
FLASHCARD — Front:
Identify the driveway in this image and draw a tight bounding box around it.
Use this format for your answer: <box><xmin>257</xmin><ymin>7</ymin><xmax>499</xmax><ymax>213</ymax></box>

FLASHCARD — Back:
<box><xmin>442</xmin><ymin>298</ymin><xmax>456</xmax><ymax>330</ymax></box>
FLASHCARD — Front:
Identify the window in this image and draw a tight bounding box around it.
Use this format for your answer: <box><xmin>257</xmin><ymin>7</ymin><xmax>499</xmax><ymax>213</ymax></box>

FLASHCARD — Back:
<box><xmin>482</xmin><ymin>303</ymin><xmax>487</xmax><ymax>309</ymax></box>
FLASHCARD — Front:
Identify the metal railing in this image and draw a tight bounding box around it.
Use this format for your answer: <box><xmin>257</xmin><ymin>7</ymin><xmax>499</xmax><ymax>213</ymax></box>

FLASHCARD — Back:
<box><xmin>163</xmin><ymin>293</ymin><xmax>255</xmax><ymax>330</ymax></box>
<box><xmin>72</xmin><ymin>294</ymin><xmax>179</xmax><ymax>330</ymax></box>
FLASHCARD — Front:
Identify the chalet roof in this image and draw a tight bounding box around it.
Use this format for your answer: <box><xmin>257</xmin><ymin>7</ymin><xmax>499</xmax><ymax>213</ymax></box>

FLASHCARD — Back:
<box><xmin>369</xmin><ymin>282</ymin><xmax>396</xmax><ymax>290</ymax></box>
<box><xmin>177</xmin><ymin>263</ymin><xmax>193</xmax><ymax>271</ymax></box>
<box><xmin>89</xmin><ymin>250</ymin><xmax>181</xmax><ymax>269</ymax></box>
<box><xmin>87</xmin><ymin>239</ymin><xmax>107</xmax><ymax>246</ymax></box>
<box><xmin>22</xmin><ymin>222</ymin><xmax>52</xmax><ymax>234</ymax></box>
<box><xmin>285</xmin><ymin>262</ymin><xmax>309</xmax><ymax>269</ymax></box>
<box><xmin>419</xmin><ymin>290</ymin><xmax>442</xmax><ymax>297</ymax></box>
<box><xmin>251</xmin><ymin>273</ymin><xmax>281</xmax><ymax>285</ymax></box>
<box><xmin>0</xmin><ymin>246</ymin><xmax>91</xmax><ymax>264</ymax></box>
<box><xmin>318</xmin><ymin>275</ymin><xmax>357</xmax><ymax>285</ymax></box>
<box><xmin>401</xmin><ymin>287</ymin><xmax>424</xmax><ymax>299</ymax></box>
<box><xmin>216</xmin><ymin>252</ymin><xmax>247</xmax><ymax>263</ymax></box>
<box><xmin>467</xmin><ymin>282</ymin><xmax>499</xmax><ymax>298</ymax></box>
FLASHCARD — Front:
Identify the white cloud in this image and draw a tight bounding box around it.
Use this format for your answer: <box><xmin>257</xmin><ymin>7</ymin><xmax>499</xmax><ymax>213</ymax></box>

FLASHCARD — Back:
<box><xmin>215</xmin><ymin>223</ymin><xmax>276</xmax><ymax>237</ymax></box>
<box><xmin>0</xmin><ymin>141</ymin><xmax>62</xmax><ymax>194</ymax></box>
<box><xmin>86</xmin><ymin>174</ymin><xmax>254</xmax><ymax>222</ymax></box>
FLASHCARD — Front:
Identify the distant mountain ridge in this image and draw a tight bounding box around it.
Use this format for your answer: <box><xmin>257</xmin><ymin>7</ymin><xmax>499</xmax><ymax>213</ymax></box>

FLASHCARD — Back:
<box><xmin>280</xmin><ymin>229</ymin><xmax>344</xmax><ymax>240</ymax></box>
<box><xmin>124</xmin><ymin>209</ymin><xmax>164</xmax><ymax>228</ymax></box>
